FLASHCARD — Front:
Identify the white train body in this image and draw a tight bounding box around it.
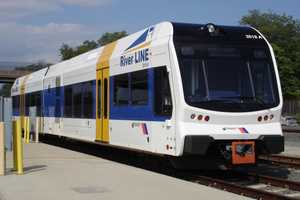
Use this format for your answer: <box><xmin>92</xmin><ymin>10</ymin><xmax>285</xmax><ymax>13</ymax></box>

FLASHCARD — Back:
<box><xmin>11</xmin><ymin>22</ymin><xmax>284</xmax><ymax>167</ymax></box>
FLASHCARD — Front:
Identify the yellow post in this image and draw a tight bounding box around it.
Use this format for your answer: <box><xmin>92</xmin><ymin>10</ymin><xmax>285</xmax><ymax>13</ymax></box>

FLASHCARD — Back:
<box><xmin>26</xmin><ymin>117</ymin><xmax>30</xmax><ymax>143</ymax></box>
<box><xmin>12</xmin><ymin>120</ymin><xmax>17</xmax><ymax>171</ymax></box>
<box><xmin>16</xmin><ymin>119</ymin><xmax>23</xmax><ymax>175</ymax></box>
<box><xmin>0</xmin><ymin>122</ymin><xmax>5</xmax><ymax>175</ymax></box>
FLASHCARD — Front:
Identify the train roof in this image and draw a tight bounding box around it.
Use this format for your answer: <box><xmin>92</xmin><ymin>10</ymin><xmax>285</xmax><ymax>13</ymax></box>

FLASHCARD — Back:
<box><xmin>11</xmin><ymin>21</ymin><xmax>173</xmax><ymax>95</ymax></box>
<box><xmin>12</xmin><ymin>21</ymin><xmax>262</xmax><ymax>95</ymax></box>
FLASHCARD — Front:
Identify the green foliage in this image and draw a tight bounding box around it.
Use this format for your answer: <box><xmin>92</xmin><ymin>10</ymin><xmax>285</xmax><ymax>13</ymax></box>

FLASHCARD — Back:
<box><xmin>97</xmin><ymin>31</ymin><xmax>128</xmax><ymax>46</ymax></box>
<box><xmin>60</xmin><ymin>44</ymin><xmax>76</xmax><ymax>61</ymax></box>
<box><xmin>60</xmin><ymin>31</ymin><xmax>128</xmax><ymax>61</ymax></box>
<box><xmin>240</xmin><ymin>10</ymin><xmax>300</xmax><ymax>99</ymax></box>
<box><xmin>0</xmin><ymin>83</ymin><xmax>13</xmax><ymax>97</ymax></box>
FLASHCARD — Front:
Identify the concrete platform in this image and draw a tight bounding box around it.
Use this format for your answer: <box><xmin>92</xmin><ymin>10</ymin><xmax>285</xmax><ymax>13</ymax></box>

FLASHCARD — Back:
<box><xmin>0</xmin><ymin>142</ymin><xmax>249</xmax><ymax>200</ymax></box>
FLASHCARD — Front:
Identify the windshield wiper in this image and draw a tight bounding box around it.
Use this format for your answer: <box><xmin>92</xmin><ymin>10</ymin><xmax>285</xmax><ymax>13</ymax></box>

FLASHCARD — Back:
<box><xmin>210</xmin><ymin>96</ymin><xmax>269</xmax><ymax>107</ymax></box>
<box><xmin>197</xmin><ymin>99</ymin><xmax>241</xmax><ymax>104</ymax></box>
<box><xmin>190</xmin><ymin>96</ymin><xmax>269</xmax><ymax>107</ymax></box>
<box><xmin>240</xmin><ymin>96</ymin><xmax>268</xmax><ymax>107</ymax></box>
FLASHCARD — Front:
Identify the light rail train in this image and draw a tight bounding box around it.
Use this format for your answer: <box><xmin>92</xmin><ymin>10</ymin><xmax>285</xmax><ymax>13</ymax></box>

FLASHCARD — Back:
<box><xmin>11</xmin><ymin>22</ymin><xmax>284</xmax><ymax>168</ymax></box>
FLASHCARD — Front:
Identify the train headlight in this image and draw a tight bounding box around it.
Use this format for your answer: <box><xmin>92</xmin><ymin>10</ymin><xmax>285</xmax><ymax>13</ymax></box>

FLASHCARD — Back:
<box><xmin>264</xmin><ymin>115</ymin><xmax>269</xmax><ymax>121</ymax></box>
<box><xmin>270</xmin><ymin>114</ymin><xmax>274</xmax><ymax>120</ymax></box>
<box><xmin>258</xmin><ymin>116</ymin><xmax>262</xmax><ymax>122</ymax></box>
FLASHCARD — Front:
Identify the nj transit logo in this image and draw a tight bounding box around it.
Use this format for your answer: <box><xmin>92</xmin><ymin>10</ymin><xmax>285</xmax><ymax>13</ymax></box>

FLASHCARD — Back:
<box><xmin>120</xmin><ymin>27</ymin><xmax>154</xmax><ymax>67</ymax></box>
<box><xmin>222</xmin><ymin>127</ymin><xmax>249</xmax><ymax>134</ymax></box>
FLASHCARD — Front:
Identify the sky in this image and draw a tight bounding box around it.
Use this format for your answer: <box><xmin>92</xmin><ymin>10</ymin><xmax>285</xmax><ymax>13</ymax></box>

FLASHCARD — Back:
<box><xmin>0</xmin><ymin>0</ymin><xmax>300</xmax><ymax>64</ymax></box>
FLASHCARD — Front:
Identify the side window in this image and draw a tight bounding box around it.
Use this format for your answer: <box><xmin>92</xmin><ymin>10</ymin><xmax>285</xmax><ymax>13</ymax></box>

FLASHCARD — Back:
<box><xmin>12</xmin><ymin>95</ymin><xmax>19</xmax><ymax>114</ymax></box>
<box><xmin>36</xmin><ymin>92</ymin><xmax>41</xmax><ymax>116</ymax></box>
<box><xmin>30</xmin><ymin>93</ymin><xmax>35</xmax><ymax>107</ymax></box>
<box><xmin>154</xmin><ymin>66</ymin><xmax>172</xmax><ymax>116</ymax></box>
<box><xmin>131</xmin><ymin>70</ymin><xmax>148</xmax><ymax>105</ymax></box>
<box><xmin>97</xmin><ymin>80</ymin><xmax>101</xmax><ymax>118</ymax></box>
<box><xmin>83</xmin><ymin>81</ymin><xmax>93</xmax><ymax>118</ymax></box>
<box><xmin>114</xmin><ymin>74</ymin><xmax>129</xmax><ymax>105</ymax></box>
<box><xmin>25</xmin><ymin>93</ymin><xmax>30</xmax><ymax>115</ymax></box>
<box><xmin>104</xmin><ymin>78</ymin><xmax>108</xmax><ymax>118</ymax></box>
<box><xmin>251</xmin><ymin>61</ymin><xmax>275</xmax><ymax>103</ymax></box>
<box><xmin>73</xmin><ymin>83</ymin><xmax>82</xmax><ymax>118</ymax></box>
<box><xmin>64</xmin><ymin>86</ymin><xmax>73</xmax><ymax>118</ymax></box>
<box><xmin>55</xmin><ymin>95</ymin><xmax>61</xmax><ymax>117</ymax></box>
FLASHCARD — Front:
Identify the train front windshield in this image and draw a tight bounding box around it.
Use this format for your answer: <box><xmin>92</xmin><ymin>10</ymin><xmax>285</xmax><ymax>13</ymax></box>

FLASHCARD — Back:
<box><xmin>177</xmin><ymin>44</ymin><xmax>279</xmax><ymax>112</ymax></box>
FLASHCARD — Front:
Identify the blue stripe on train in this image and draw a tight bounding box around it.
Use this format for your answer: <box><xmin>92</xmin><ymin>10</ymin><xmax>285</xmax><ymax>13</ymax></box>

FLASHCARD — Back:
<box><xmin>13</xmin><ymin>68</ymin><xmax>169</xmax><ymax>122</ymax></box>
<box><xmin>110</xmin><ymin>69</ymin><xmax>168</xmax><ymax>121</ymax></box>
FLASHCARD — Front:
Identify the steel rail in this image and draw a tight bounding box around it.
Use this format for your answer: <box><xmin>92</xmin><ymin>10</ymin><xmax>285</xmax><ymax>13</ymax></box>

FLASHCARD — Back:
<box><xmin>259</xmin><ymin>155</ymin><xmax>300</xmax><ymax>169</ymax></box>
<box><xmin>190</xmin><ymin>173</ymin><xmax>299</xmax><ymax>200</ymax></box>
<box><xmin>241</xmin><ymin>171</ymin><xmax>300</xmax><ymax>191</ymax></box>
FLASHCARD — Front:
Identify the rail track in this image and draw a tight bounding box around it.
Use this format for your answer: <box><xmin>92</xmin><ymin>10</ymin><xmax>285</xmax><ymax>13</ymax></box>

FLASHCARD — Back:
<box><xmin>184</xmin><ymin>171</ymin><xmax>300</xmax><ymax>200</ymax></box>
<box><xmin>259</xmin><ymin>155</ymin><xmax>300</xmax><ymax>169</ymax></box>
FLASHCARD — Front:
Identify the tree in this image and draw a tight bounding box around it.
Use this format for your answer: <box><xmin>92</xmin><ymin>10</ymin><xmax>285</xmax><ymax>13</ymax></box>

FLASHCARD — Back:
<box><xmin>60</xmin><ymin>44</ymin><xmax>76</xmax><ymax>61</ymax></box>
<box><xmin>77</xmin><ymin>40</ymin><xmax>98</xmax><ymax>55</ymax></box>
<box><xmin>97</xmin><ymin>31</ymin><xmax>128</xmax><ymax>46</ymax></box>
<box><xmin>240</xmin><ymin>10</ymin><xmax>300</xmax><ymax>99</ymax></box>
<box><xmin>0</xmin><ymin>83</ymin><xmax>13</xmax><ymax>97</ymax></box>
<box><xmin>60</xmin><ymin>31</ymin><xmax>128</xmax><ymax>61</ymax></box>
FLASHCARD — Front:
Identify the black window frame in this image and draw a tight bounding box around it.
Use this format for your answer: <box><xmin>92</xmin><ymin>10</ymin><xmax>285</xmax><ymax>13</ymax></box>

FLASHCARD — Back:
<box><xmin>97</xmin><ymin>80</ymin><xmax>101</xmax><ymax>118</ymax></box>
<box><xmin>113</xmin><ymin>73</ymin><xmax>130</xmax><ymax>105</ymax></box>
<box><xmin>131</xmin><ymin>70</ymin><xmax>148</xmax><ymax>105</ymax></box>
<box><xmin>154</xmin><ymin>66</ymin><xmax>173</xmax><ymax>116</ymax></box>
<box><xmin>83</xmin><ymin>81</ymin><xmax>94</xmax><ymax>119</ymax></box>
<box><xmin>64</xmin><ymin>85</ymin><xmax>73</xmax><ymax>118</ymax></box>
<box><xmin>113</xmin><ymin>69</ymin><xmax>149</xmax><ymax>106</ymax></box>
<box><xmin>12</xmin><ymin>95</ymin><xmax>20</xmax><ymax>113</ymax></box>
<box><xmin>72</xmin><ymin>83</ymin><xmax>82</xmax><ymax>118</ymax></box>
<box><xmin>104</xmin><ymin>78</ymin><xmax>108</xmax><ymax>118</ymax></box>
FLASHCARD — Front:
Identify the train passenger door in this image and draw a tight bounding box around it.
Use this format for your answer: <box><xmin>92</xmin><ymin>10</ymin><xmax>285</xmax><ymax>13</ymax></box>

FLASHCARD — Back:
<box><xmin>96</xmin><ymin>42</ymin><xmax>116</xmax><ymax>143</ymax></box>
<box><xmin>96</xmin><ymin>68</ymin><xmax>110</xmax><ymax>143</ymax></box>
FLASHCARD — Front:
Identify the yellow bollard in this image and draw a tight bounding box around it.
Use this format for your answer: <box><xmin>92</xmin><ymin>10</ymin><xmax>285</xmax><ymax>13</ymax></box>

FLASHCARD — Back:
<box><xmin>0</xmin><ymin>122</ymin><xmax>5</xmax><ymax>176</ymax></box>
<box><xmin>26</xmin><ymin>117</ymin><xmax>30</xmax><ymax>143</ymax></box>
<box><xmin>16</xmin><ymin>119</ymin><xmax>24</xmax><ymax>175</ymax></box>
<box><xmin>12</xmin><ymin>120</ymin><xmax>17</xmax><ymax>171</ymax></box>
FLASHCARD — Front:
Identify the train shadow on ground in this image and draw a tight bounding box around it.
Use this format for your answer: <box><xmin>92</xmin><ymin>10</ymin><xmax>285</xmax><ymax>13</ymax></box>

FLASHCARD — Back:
<box><xmin>39</xmin><ymin>134</ymin><xmax>176</xmax><ymax>175</ymax></box>
<box><xmin>39</xmin><ymin>134</ymin><xmax>291</xmax><ymax>180</ymax></box>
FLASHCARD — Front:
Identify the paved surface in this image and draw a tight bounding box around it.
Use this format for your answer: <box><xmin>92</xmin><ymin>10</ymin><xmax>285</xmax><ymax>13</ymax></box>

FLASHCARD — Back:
<box><xmin>0</xmin><ymin>142</ymin><xmax>249</xmax><ymax>200</ymax></box>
